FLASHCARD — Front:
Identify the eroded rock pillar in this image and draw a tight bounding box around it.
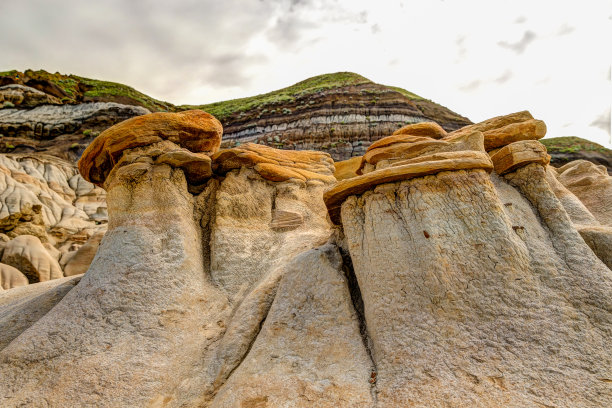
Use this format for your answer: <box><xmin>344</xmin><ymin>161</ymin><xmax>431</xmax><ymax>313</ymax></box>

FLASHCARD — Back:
<box><xmin>0</xmin><ymin>111</ymin><xmax>229</xmax><ymax>407</ymax></box>
<box><xmin>327</xmin><ymin>116</ymin><xmax>612</xmax><ymax>407</ymax></box>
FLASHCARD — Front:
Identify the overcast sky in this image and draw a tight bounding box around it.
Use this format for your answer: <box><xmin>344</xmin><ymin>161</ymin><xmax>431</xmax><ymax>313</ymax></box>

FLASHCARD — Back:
<box><xmin>1</xmin><ymin>0</ymin><xmax>610</xmax><ymax>146</ymax></box>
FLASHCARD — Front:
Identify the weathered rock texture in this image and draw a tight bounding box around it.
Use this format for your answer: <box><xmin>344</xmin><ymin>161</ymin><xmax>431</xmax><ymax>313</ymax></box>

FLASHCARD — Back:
<box><xmin>0</xmin><ymin>84</ymin><xmax>62</xmax><ymax>108</ymax></box>
<box><xmin>0</xmin><ymin>110</ymin><xmax>610</xmax><ymax>408</ymax></box>
<box><xmin>0</xmin><ymin>102</ymin><xmax>150</xmax><ymax>161</ymax></box>
<box><xmin>4</xmin><ymin>69</ymin><xmax>609</xmax><ymax>171</ymax></box>
<box><xmin>1</xmin><ymin>70</ymin><xmax>471</xmax><ymax>163</ymax></box>
<box><xmin>78</xmin><ymin>109</ymin><xmax>222</xmax><ymax>187</ymax></box>
<box><xmin>212</xmin><ymin>74</ymin><xmax>470</xmax><ymax>161</ymax></box>
<box><xmin>557</xmin><ymin>160</ymin><xmax>612</xmax><ymax>226</ymax></box>
<box><xmin>0</xmin><ymin>152</ymin><xmax>106</xmax><ymax>289</ymax></box>
<box><xmin>0</xmin><ymin>263</ymin><xmax>28</xmax><ymax>290</ymax></box>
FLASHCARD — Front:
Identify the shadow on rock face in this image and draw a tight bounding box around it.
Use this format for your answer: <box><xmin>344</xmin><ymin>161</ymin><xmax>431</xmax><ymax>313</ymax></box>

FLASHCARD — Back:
<box><xmin>0</xmin><ymin>110</ymin><xmax>610</xmax><ymax>407</ymax></box>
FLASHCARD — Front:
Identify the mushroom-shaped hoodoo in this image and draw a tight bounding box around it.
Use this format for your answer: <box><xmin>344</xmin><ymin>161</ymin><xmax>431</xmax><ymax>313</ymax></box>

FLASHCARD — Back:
<box><xmin>78</xmin><ymin>110</ymin><xmax>222</xmax><ymax>188</ymax></box>
<box><xmin>325</xmin><ymin>129</ymin><xmax>493</xmax><ymax>224</ymax></box>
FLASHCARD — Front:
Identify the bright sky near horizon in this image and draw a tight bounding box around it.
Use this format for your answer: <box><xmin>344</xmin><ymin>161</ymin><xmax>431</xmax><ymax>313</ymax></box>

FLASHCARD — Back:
<box><xmin>1</xmin><ymin>0</ymin><xmax>610</xmax><ymax>146</ymax></box>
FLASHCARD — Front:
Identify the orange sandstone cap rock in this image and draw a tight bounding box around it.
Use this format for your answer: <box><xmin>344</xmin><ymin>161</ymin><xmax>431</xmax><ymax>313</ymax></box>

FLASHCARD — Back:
<box><xmin>212</xmin><ymin>142</ymin><xmax>335</xmax><ymax>184</ymax></box>
<box><xmin>392</xmin><ymin>121</ymin><xmax>447</xmax><ymax>139</ymax></box>
<box><xmin>78</xmin><ymin>110</ymin><xmax>222</xmax><ymax>187</ymax></box>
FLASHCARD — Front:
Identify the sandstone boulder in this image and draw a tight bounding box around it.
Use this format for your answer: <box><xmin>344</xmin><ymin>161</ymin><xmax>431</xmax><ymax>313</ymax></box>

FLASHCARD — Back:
<box><xmin>1</xmin><ymin>235</ymin><xmax>63</xmax><ymax>283</ymax></box>
<box><xmin>63</xmin><ymin>231</ymin><xmax>104</xmax><ymax>276</ymax></box>
<box><xmin>0</xmin><ymin>84</ymin><xmax>62</xmax><ymax>108</ymax></box>
<box><xmin>212</xmin><ymin>142</ymin><xmax>335</xmax><ymax>184</ymax></box>
<box><xmin>0</xmin><ymin>263</ymin><xmax>28</xmax><ymax>290</ymax></box>
<box><xmin>557</xmin><ymin>160</ymin><xmax>612</xmax><ymax>226</ymax></box>
<box><xmin>0</xmin><ymin>110</ymin><xmax>610</xmax><ymax>408</ymax></box>
<box><xmin>359</xmin><ymin>130</ymin><xmax>485</xmax><ymax>174</ymax></box>
<box><xmin>78</xmin><ymin>110</ymin><xmax>222</xmax><ymax>187</ymax></box>
<box><xmin>155</xmin><ymin>149</ymin><xmax>213</xmax><ymax>185</ymax></box>
<box><xmin>392</xmin><ymin>121</ymin><xmax>447</xmax><ymax>139</ymax></box>
<box><xmin>489</xmin><ymin>140</ymin><xmax>550</xmax><ymax>175</ymax></box>
<box><xmin>339</xmin><ymin>161</ymin><xmax>611</xmax><ymax>406</ymax></box>
<box><xmin>333</xmin><ymin>156</ymin><xmax>362</xmax><ymax>180</ymax></box>
<box><xmin>448</xmin><ymin>111</ymin><xmax>547</xmax><ymax>151</ymax></box>
<box><xmin>326</xmin><ymin>131</ymin><xmax>493</xmax><ymax>224</ymax></box>
<box><xmin>448</xmin><ymin>110</ymin><xmax>533</xmax><ymax>138</ymax></box>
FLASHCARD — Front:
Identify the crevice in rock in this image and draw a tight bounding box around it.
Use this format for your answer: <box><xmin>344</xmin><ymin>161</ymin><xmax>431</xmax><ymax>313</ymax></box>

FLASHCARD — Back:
<box><xmin>211</xmin><ymin>314</ymin><xmax>268</xmax><ymax>401</ymax></box>
<box><xmin>339</xmin><ymin>243</ymin><xmax>378</xmax><ymax>401</ymax></box>
<box><xmin>194</xmin><ymin>178</ymin><xmax>219</xmax><ymax>280</ymax></box>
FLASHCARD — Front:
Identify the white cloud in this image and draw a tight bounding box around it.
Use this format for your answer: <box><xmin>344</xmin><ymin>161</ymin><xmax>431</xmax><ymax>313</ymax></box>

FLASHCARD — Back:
<box><xmin>1</xmin><ymin>0</ymin><xmax>610</xmax><ymax>146</ymax></box>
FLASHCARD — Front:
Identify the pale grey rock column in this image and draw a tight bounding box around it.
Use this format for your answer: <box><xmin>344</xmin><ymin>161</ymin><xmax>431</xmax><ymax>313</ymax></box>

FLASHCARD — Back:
<box><xmin>341</xmin><ymin>167</ymin><xmax>612</xmax><ymax>407</ymax></box>
<box><xmin>0</xmin><ymin>160</ymin><xmax>229</xmax><ymax>407</ymax></box>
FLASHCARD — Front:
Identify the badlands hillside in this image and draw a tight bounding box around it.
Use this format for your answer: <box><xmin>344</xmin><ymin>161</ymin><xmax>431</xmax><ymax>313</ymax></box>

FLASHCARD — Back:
<box><xmin>2</xmin><ymin>69</ymin><xmax>611</xmax><ymax>168</ymax></box>
<box><xmin>0</xmin><ymin>70</ymin><xmax>611</xmax><ymax>407</ymax></box>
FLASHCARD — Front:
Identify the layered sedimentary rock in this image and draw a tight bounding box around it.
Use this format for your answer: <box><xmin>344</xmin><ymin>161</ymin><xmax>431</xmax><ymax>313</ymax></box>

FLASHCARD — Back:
<box><xmin>0</xmin><ymin>84</ymin><xmax>62</xmax><ymax>108</ymax></box>
<box><xmin>0</xmin><ymin>102</ymin><xmax>150</xmax><ymax>161</ymax></box>
<box><xmin>557</xmin><ymin>160</ymin><xmax>612</xmax><ymax>226</ymax></box>
<box><xmin>331</xmin><ymin>112</ymin><xmax>612</xmax><ymax>406</ymax></box>
<box><xmin>213</xmin><ymin>74</ymin><xmax>470</xmax><ymax>161</ymax></box>
<box><xmin>4</xmin><ymin>69</ymin><xmax>610</xmax><ymax>171</ymax></box>
<box><xmin>0</xmin><ymin>110</ymin><xmax>610</xmax><ymax>407</ymax></box>
<box><xmin>1</xmin><ymin>70</ymin><xmax>471</xmax><ymax>163</ymax></box>
<box><xmin>0</xmin><ymin>153</ymin><xmax>106</xmax><ymax>287</ymax></box>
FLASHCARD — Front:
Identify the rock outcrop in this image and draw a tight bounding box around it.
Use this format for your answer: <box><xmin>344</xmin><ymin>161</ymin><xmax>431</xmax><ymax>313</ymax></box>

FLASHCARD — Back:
<box><xmin>557</xmin><ymin>160</ymin><xmax>612</xmax><ymax>226</ymax></box>
<box><xmin>0</xmin><ymin>263</ymin><xmax>28</xmax><ymax>290</ymax></box>
<box><xmin>1</xmin><ymin>235</ymin><xmax>63</xmax><ymax>283</ymax></box>
<box><xmin>201</xmin><ymin>73</ymin><xmax>471</xmax><ymax>161</ymax></box>
<box><xmin>0</xmin><ymin>102</ymin><xmax>150</xmax><ymax>161</ymax></box>
<box><xmin>1</xmin><ymin>70</ymin><xmax>471</xmax><ymax>163</ymax></box>
<box><xmin>543</xmin><ymin>136</ymin><xmax>612</xmax><ymax>174</ymax></box>
<box><xmin>0</xmin><ymin>84</ymin><xmax>62</xmax><ymax>108</ymax></box>
<box><xmin>3</xmin><ymin>69</ymin><xmax>609</xmax><ymax>171</ymax></box>
<box><xmin>0</xmin><ymin>109</ymin><xmax>610</xmax><ymax>407</ymax></box>
<box><xmin>0</xmin><ymin>152</ymin><xmax>107</xmax><ymax>286</ymax></box>
<box><xmin>333</xmin><ymin>112</ymin><xmax>612</xmax><ymax>406</ymax></box>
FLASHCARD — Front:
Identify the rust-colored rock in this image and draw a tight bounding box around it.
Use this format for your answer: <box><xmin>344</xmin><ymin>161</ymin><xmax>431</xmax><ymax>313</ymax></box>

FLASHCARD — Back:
<box><xmin>392</xmin><ymin>121</ymin><xmax>447</xmax><ymax>139</ymax></box>
<box><xmin>78</xmin><ymin>110</ymin><xmax>222</xmax><ymax>187</ymax></box>
<box><xmin>325</xmin><ymin>151</ymin><xmax>493</xmax><ymax>224</ymax></box>
<box><xmin>447</xmin><ymin>111</ymin><xmax>546</xmax><ymax>151</ymax></box>
<box><xmin>449</xmin><ymin>110</ymin><xmax>534</xmax><ymax>138</ymax></box>
<box><xmin>361</xmin><ymin>136</ymin><xmax>447</xmax><ymax>171</ymax></box>
<box><xmin>359</xmin><ymin>131</ymin><xmax>485</xmax><ymax>174</ymax></box>
<box><xmin>490</xmin><ymin>140</ymin><xmax>550</xmax><ymax>175</ymax></box>
<box><xmin>333</xmin><ymin>156</ymin><xmax>362</xmax><ymax>181</ymax></box>
<box><xmin>481</xmin><ymin>119</ymin><xmax>547</xmax><ymax>151</ymax></box>
<box><xmin>212</xmin><ymin>143</ymin><xmax>335</xmax><ymax>184</ymax></box>
<box><xmin>155</xmin><ymin>149</ymin><xmax>213</xmax><ymax>185</ymax></box>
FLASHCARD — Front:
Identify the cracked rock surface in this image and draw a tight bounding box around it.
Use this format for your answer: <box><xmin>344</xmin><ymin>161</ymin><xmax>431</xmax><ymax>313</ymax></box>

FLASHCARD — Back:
<box><xmin>0</xmin><ymin>110</ymin><xmax>610</xmax><ymax>407</ymax></box>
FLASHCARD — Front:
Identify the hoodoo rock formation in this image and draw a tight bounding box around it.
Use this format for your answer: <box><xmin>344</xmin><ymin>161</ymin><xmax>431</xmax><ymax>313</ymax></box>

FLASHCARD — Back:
<box><xmin>0</xmin><ymin>109</ymin><xmax>611</xmax><ymax>407</ymax></box>
<box><xmin>3</xmin><ymin>69</ymin><xmax>610</xmax><ymax>171</ymax></box>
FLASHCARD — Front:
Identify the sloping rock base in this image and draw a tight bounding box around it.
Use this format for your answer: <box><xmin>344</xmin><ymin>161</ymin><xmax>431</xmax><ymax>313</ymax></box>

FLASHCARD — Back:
<box><xmin>0</xmin><ymin>111</ymin><xmax>610</xmax><ymax>407</ymax></box>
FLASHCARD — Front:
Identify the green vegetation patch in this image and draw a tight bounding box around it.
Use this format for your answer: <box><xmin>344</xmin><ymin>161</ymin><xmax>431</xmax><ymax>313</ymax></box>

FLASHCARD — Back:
<box><xmin>182</xmin><ymin>72</ymin><xmax>431</xmax><ymax>121</ymax></box>
<box><xmin>73</xmin><ymin>75</ymin><xmax>172</xmax><ymax>111</ymax></box>
<box><xmin>0</xmin><ymin>69</ymin><xmax>172</xmax><ymax>112</ymax></box>
<box><xmin>541</xmin><ymin>136</ymin><xmax>612</xmax><ymax>154</ymax></box>
<box><xmin>385</xmin><ymin>85</ymin><xmax>424</xmax><ymax>100</ymax></box>
<box><xmin>180</xmin><ymin>72</ymin><xmax>373</xmax><ymax>121</ymax></box>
